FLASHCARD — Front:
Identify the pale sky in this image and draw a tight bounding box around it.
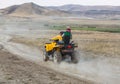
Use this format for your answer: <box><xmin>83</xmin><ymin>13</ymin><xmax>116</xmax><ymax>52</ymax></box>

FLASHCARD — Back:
<box><xmin>0</xmin><ymin>0</ymin><xmax>120</xmax><ymax>8</ymax></box>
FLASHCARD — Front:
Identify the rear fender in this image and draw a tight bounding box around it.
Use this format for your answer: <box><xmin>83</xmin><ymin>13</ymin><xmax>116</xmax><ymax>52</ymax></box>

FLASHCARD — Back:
<box><xmin>53</xmin><ymin>46</ymin><xmax>60</xmax><ymax>51</ymax></box>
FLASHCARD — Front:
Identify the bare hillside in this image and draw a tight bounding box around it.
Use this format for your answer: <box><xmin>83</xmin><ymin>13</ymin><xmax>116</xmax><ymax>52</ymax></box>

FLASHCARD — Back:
<box><xmin>0</xmin><ymin>2</ymin><xmax>69</xmax><ymax>17</ymax></box>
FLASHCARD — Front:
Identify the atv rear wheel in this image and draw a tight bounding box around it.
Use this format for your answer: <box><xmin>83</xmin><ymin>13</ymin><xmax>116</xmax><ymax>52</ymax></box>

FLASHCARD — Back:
<box><xmin>71</xmin><ymin>51</ymin><xmax>79</xmax><ymax>63</ymax></box>
<box><xmin>53</xmin><ymin>51</ymin><xmax>62</xmax><ymax>63</ymax></box>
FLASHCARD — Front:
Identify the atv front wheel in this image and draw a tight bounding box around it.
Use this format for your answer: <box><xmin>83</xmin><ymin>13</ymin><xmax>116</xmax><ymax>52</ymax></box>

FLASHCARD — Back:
<box><xmin>43</xmin><ymin>53</ymin><xmax>49</xmax><ymax>61</ymax></box>
<box><xmin>43</xmin><ymin>48</ymin><xmax>49</xmax><ymax>61</ymax></box>
<box><xmin>53</xmin><ymin>51</ymin><xmax>62</xmax><ymax>63</ymax></box>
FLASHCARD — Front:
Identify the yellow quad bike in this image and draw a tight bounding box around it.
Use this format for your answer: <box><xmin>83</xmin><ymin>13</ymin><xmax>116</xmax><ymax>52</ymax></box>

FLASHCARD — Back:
<box><xmin>42</xmin><ymin>39</ymin><xmax>78</xmax><ymax>63</ymax></box>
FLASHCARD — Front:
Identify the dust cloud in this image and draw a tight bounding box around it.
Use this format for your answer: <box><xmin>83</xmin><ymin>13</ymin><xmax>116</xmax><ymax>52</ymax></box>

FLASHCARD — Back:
<box><xmin>57</xmin><ymin>52</ymin><xmax>120</xmax><ymax>84</ymax></box>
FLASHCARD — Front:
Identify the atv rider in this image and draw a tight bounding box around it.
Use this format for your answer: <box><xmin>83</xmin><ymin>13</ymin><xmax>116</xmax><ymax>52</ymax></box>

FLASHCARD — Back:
<box><xmin>51</xmin><ymin>31</ymin><xmax>64</xmax><ymax>44</ymax></box>
<box><xmin>62</xmin><ymin>27</ymin><xmax>72</xmax><ymax>45</ymax></box>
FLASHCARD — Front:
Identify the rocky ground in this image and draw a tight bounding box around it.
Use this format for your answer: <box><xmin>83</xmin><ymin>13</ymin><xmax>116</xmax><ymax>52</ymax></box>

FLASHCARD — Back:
<box><xmin>0</xmin><ymin>49</ymin><xmax>93</xmax><ymax>84</ymax></box>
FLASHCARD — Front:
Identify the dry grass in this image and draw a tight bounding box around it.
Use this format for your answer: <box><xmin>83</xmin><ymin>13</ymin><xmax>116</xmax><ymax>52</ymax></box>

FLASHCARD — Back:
<box><xmin>73</xmin><ymin>31</ymin><xmax>120</xmax><ymax>57</ymax></box>
<box><xmin>48</xmin><ymin>18</ymin><xmax>120</xmax><ymax>25</ymax></box>
<box><xmin>10</xmin><ymin>36</ymin><xmax>48</xmax><ymax>48</ymax></box>
<box><xmin>10</xmin><ymin>30</ymin><xmax>120</xmax><ymax>58</ymax></box>
<box><xmin>82</xmin><ymin>40</ymin><xmax>120</xmax><ymax>56</ymax></box>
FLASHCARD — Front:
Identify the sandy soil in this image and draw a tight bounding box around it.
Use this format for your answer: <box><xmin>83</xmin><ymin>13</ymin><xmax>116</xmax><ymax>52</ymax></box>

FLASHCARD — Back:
<box><xmin>0</xmin><ymin>49</ymin><xmax>93</xmax><ymax>84</ymax></box>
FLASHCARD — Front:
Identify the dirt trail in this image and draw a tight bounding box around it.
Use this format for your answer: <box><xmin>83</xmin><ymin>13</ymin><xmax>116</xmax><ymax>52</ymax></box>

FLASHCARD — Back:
<box><xmin>0</xmin><ymin>34</ymin><xmax>93</xmax><ymax>84</ymax></box>
<box><xmin>0</xmin><ymin>50</ymin><xmax>91</xmax><ymax>84</ymax></box>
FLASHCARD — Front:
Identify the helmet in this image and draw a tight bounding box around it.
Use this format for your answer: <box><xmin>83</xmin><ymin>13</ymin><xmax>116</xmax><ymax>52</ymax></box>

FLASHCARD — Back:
<box><xmin>66</xmin><ymin>28</ymin><xmax>71</xmax><ymax>32</ymax></box>
<box><xmin>66</xmin><ymin>26</ymin><xmax>71</xmax><ymax>32</ymax></box>
<box><xmin>60</xmin><ymin>31</ymin><xmax>64</xmax><ymax>35</ymax></box>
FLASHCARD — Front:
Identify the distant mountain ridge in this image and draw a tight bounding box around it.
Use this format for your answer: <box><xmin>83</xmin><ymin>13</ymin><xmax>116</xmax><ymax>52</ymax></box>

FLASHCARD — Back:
<box><xmin>0</xmin><ymin>3</ymin><xmax>120</xmax><ymax>19</ymax></box>
<box><xmin>48</xmin><ymin>4</ymin><xmax>120</xmax><ymax>11</ymax></box>
<box><xmin>47</xmin><ymin>4</ymin><xmax>120</xmax><ymax>19</ymax></box>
